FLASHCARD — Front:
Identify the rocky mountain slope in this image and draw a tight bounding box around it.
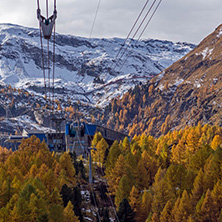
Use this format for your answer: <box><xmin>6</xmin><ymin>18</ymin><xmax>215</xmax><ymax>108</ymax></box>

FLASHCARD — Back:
<box><xmin>103</xmin><ymin>24</ymin><xmax>222</xmax><ymax>137</ymax></box>
<box><xmin>0</xmin><ymin>23</ymin><xmax>194</xmax><ymax>107</ymax></box>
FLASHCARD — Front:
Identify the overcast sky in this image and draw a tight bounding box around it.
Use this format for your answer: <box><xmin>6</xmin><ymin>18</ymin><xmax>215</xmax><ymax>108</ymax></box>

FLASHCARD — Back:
<box><xmin>0</xmin><ymin>0</ymin><xmax>222</xmax><ymax>44</ymax></box>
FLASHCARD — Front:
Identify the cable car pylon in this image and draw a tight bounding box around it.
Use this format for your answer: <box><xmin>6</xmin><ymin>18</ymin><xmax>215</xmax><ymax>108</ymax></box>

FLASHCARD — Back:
<box><xmin>37</xmin><ymin>0</ymin><xmax>57</xmax><ymax>107</ymax></box>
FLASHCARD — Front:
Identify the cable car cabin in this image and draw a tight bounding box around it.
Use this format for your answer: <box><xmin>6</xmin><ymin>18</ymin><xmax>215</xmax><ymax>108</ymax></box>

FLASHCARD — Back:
<box><xmin>65</xmin><ymin>122</ymin><xmax>129</xmax><ymax>156</ymax></box>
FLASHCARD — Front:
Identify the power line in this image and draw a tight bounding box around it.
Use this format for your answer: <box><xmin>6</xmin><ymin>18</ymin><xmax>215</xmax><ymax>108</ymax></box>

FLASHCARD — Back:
<box><xmin>110</xmin><ymin>0</ymin><xmax>151</xmax><ymax>70</ymax></box>
<box><xmin>113</xmin><ymin>0</ymin><xmax>158</xmax><ymax>71</ymax></box>
<box><xmin>118</xmin><ymin>0</ymin><xmax>163</xmax><ymax>73</ymax></box>
<box><xmin>89</xmin><ymin>0</ymin><xmax>102</xmax><ymax>38</ymax></box>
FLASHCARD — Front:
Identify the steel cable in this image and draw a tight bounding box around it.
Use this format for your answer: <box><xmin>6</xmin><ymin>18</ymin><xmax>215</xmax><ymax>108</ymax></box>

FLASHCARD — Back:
<box><xmin>110</xmin><ymin>0</ymin><xmax>151</xmax><ymax>70</ymax></box>
<box><xmin>117</xmin><ymin>0</ymin><xmax>163</xmax><ymax>73</ymax></box>
<box><xmin>113</xmin><ymin>0</ymin><xmax>157</xmax><ymax>71</ymax></box>
<box><xmin>89</xmin><ymin>0</ymin><xmax>102</xmax><ymax>38</ymax></box>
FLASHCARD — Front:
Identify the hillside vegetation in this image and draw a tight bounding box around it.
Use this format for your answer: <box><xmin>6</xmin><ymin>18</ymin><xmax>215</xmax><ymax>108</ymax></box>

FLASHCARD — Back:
<box><xmin>92</xmin><ymin>124</ymin><xmax>222</xmax><ymax>221</ymax></box>
<box><xmin>0</xmin><ymin>136</ymin><xmax>81</xmax><ymax>222</ymax></box>
<box><xmin>104</xmin><ymin>24</ymin><xmax>222</xmax><ymax>137</ymax></box>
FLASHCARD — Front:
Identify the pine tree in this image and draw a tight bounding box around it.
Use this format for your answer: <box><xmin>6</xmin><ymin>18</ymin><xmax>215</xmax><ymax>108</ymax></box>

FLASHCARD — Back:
<box><xmin>122</xmin><ymin>137</ymin><xmax>130</xmax><ymax>154</ymax></box>
<box><xmin>103</xmin><ymin>208</ymin><xmax>110</xmax><ymax>222</ymax></box>
<box><xmin>107</xmin><ymin>154</ymin><xmax>126</xmax><ymax>195</ymax></box>
<box><xmin>198</xmin><ymin>189</ymin><xmax>217</xmax><ymax>222</ymax></box>
<box><xmin>151</xmin><ymin>212</ymin><xmax>159</xmax><ymax>222</ymax></box>
<box><xmin>115</xmin><ymin>175</ymin><xmax>132</xmax><ymax>209</ymax></box>
<box><xmin>117</xmin><ymin>198</ymin><xmax>135</xmax><ymax>222</ymax></box>
<box><xmin>159</xmin><ymin>200</ymin><xmax>173</xmax><ymax>222</ymax></box>
<box><xmin>63</xmin><ymin>201</ymin><xmax>79</xmax><ymax>222</ymax></box>
<box><xmin>172</xmin><ymin>190</ymin><xmax>191</xmax><ymax>222</ymax></box>
<box><xmin>129</xmin><ymin>186</ymin><xmax>141</xmax><ymax>217</ymax></box>
<box><xmin>138</xmin><ymin>191</ymin><xmax>153</xmax><ymax>222</ymax></box>
<box><xmin>152</xmin><ymin>177</ymin><xmax>173</xmax><ymax>214</ymax></box>
<box><xmin>191</xmin><ymin>169</ymin><xmax>205</xmax><ymax>208</ymax></box>
<box><xmin>105</xmin><ymin>140</ymin><xmax>121</xmax><ymax>174</ymax></box>
<box><xmin>49</xmin><ymin>204</ymin><xmax>64</xmax><ymax>222</ymax></box>
<box><xmin>211</xmin><ymin>180</ymin><xmax>222</xmax><ymax>220</ymax></box>
<box><xmin>211</xmin><ymin>135</ymin><xmax>222</xmax><ymax>150</ymax></box>
<box><xmin>165</xmin><ymin>164</ymin><xmax>186</xmax><ymax>196</ymax></box>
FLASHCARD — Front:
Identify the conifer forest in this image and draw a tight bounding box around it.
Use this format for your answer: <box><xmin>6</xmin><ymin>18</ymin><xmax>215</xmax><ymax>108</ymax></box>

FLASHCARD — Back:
<box><xmin>0</xmin><ymin>124</ymin><xmax>222</xmax><ymax>221</ymax></box>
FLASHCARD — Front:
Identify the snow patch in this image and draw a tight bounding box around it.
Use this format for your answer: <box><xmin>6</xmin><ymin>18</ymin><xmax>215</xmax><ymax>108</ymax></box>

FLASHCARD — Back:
<box><xmin>196</xmin><ymin>47</ymin><xmax>214</xmax><ymax>59</ymax></box>
<box><xmin>217</xmin><ymin>28</ymin><xmax>222</xmax><ymax>38</ymax></box>
<box><xmin>173</xmin><ymin>78</ymin><xmax>184</xmax><ymax>86</ymax></box>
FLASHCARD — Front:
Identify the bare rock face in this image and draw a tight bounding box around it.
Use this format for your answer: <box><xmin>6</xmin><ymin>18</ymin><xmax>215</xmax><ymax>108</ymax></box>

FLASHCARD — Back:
<box><xmin>34</xmin><ymin>111</ymin><xmax>44</xmax><ymax>125</ymax></box>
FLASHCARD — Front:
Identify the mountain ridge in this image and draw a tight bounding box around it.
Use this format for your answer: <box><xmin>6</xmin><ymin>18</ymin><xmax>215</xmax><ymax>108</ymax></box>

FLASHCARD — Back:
<box><xmin>0</xmin><ymin>23</ymin><xmax>195</xmax><ymax>107</ymax></box>
<box><xmin>103</xmin><ymin>24</ymin><xmax>222</xmax><ymax>137</ymax></box>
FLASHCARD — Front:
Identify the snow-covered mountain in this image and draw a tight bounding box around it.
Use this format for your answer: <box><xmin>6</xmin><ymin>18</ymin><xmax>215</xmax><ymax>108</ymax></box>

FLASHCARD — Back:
<box><xmin>0</xmin><ymin>23</ymin><xmax>195</xmax><ymax>106</ymax></box>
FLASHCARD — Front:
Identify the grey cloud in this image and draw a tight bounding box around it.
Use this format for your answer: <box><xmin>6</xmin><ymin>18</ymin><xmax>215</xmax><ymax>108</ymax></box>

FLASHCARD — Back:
<box><xmin>0</xmin><ymin>0</ymin><xmax>222</xmax><ymax>44</ymax></box>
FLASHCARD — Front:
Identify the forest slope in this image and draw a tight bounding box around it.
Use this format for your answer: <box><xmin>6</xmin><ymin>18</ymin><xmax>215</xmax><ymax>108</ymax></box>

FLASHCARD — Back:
<box><xmin>104</xmin><ymin>24</ymin><xmax>222</xmax><ymax>137</ymax></box>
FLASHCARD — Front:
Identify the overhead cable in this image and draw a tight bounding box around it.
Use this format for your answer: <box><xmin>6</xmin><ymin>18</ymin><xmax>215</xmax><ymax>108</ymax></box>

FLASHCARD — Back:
<box><xmin>113</xmin><ymin>0</ymin><xmax>158</xmax><ymax>71</ymax></box>
<box><xmin>110</xmin><ymin>0</ymin><xmax>151</xmax><ymax>70</ymax></box>
<box><xmin>89</xmin><ymin>0</ymin><xmax>102</xmax><ymax>38</ymax></box>
<box><xmin>118</xmin><ymin>0</ymin><xmax>163</xmax><ymax>73</ymax></box>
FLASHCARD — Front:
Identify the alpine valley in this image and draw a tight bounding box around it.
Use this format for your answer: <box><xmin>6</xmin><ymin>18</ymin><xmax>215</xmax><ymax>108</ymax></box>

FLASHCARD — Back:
<box><xmin>0</xmin><ymin>23</ymin><xmax>195</xmax><ymax>135</ymax></box>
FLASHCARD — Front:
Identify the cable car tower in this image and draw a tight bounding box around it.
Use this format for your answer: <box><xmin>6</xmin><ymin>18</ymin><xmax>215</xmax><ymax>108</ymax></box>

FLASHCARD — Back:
<box><xmin>37</xmin><ymin>0</ymin><xmax>57</xmax><ymax>105</ymax></box>
<box><xmin>37</xmin><ymin>0</ymin><xmax>65</xmax><ymax>151</ymax></box>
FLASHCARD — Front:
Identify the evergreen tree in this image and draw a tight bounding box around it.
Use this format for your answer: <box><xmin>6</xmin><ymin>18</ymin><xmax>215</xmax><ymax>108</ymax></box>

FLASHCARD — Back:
<box><xmin>151</xmin><ymin>212</ymin><xmax>159</xmax><ymax>222</ymax></box>
<box><xmin>117</xmin><ymin>198</ymin><xmax>135</xmax><ymax>222</ymax></box>
<box><xmin>159</xmin><ymin>200</ymin><xmax>173</xmax><ymax>222</ymax></box>
<box><xmin>172</xmin><ymin>190</ymin><xmax>191</xmax><ymax>222</ymax></box>
<box><xmin>49</xmin><ymin>204</ymin><xmax>64</xmax><ymax>222</ymax></box>
<box><xmin>138</xmin><ymin>191</ymin><xmax>153</xmax><ymax>222</ymax></box>
<box><xmin>107</xmin><ymin>154</ymin><xmax>126</xmax><ymax>195</ymax></box>
<box><xmin>105</xmin><ymin>140</ymin><xmax>121</xmax><ymax>175</ymax></box>
<box><xmin>63</xmin><ymin>201</ymin><xmax>79</xmax><ymax>222</ymax></box>
<box><xmin>204</xmin><ymin>147</ymin><xmax>222</xmax><ymax>190</ymax></box>
<box><xmin>115</xmin><ymin>175</ymin><xmax>132</xmax><ymax>208</ymax></box>
<box><xmin>129</xmin><ymin>186</ymin><xmax>141</xmax><ymax>217</ymax></box>
<box><xmin>103</xmin><ymin>208</ymin><xmax>110</xmax><ymax>222</ymax></box>
<box><xmin>198</xmin><ymin>189</ymin><xmax>217</xmax><ymax>222</ymax></box>
<box><xmin>191</xmin><ymin>169</ymin><xmax>205</xmax><ymax>208</ymax></box>
<box><xmin>211</xmin><ymin>135</ymin><xmax>222</xmax><ymax>150</ymax></box>
<box><xmin>211</xmin><ymin>180</ymin><xmax>222</xmax><ymax>219</ymax></box>
<box><xmin>36</xmin><ymin>213</ymin><xmax>49</xmax><ymax>222</ymax></box>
